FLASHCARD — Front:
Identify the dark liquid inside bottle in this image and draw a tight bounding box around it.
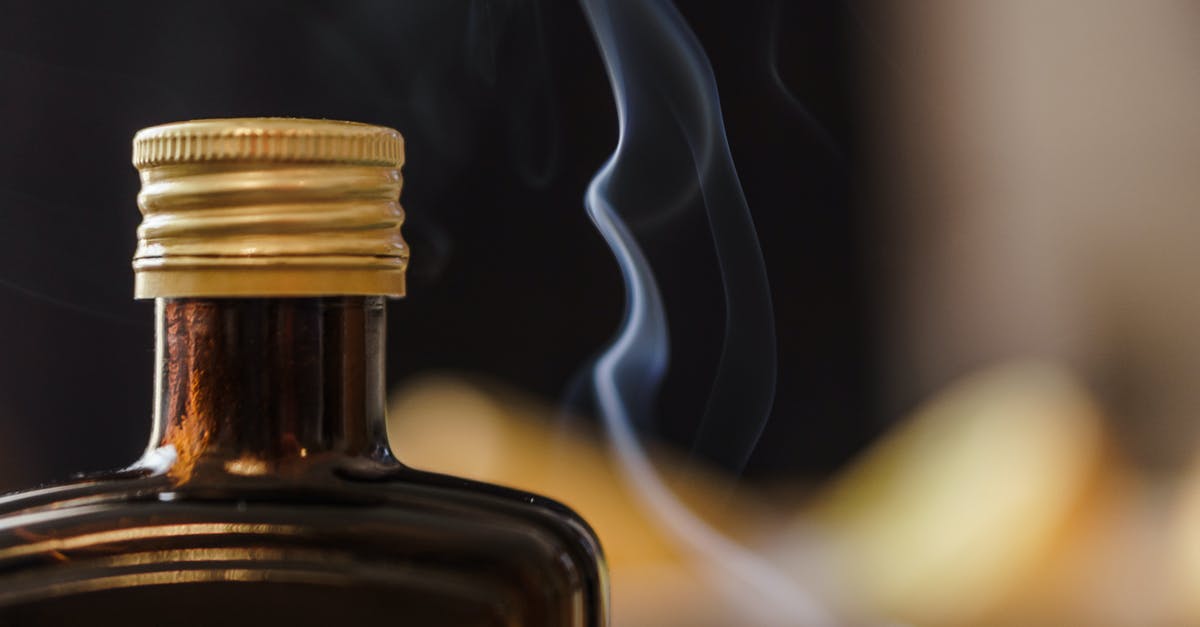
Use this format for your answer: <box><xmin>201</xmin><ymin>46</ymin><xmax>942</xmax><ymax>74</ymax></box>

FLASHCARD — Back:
<box><xmin>0</xmin><ymin>298</ymin><xmax>608</xmax><ymax>626</ymax></box>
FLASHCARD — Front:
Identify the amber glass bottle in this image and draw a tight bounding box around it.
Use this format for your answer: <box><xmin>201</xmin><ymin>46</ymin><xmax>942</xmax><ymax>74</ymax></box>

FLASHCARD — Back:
<box><xmin>0</xmin><ymin>119</ymin><xmax>608</xmax><ymax>626</ymax></box>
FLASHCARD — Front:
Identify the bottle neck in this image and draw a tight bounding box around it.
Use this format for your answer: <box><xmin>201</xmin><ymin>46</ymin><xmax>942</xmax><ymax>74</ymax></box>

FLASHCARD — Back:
<box><xmin>143</xmin><ymin>296</ymin><xmax>394</xmax><ymax>481</ymax></box>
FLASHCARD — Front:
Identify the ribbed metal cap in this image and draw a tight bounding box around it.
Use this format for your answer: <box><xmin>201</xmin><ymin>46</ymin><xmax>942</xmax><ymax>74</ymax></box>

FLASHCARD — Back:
<box><xmin>131</xmin><ymin>118</ymin><xmax>408</xmax><ymax>299</ymax></box>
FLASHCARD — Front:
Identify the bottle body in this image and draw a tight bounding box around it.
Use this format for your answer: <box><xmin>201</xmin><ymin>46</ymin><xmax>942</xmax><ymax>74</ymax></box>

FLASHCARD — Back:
<box><xmin>0</xmin><ymin>298</ymin><xmax>607</xmax><ymax>626</ymax></box>
<box><xmin>0</xmin><ymin>463</ymin><xmax>606</xmax><ymax>626</ymax></box>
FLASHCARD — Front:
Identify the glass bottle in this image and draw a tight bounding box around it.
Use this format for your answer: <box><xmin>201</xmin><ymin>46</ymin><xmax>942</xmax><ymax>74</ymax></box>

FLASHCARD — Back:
<box><xmin>0</xmin><ymin>118</ymin><xmax>608</xmax><ymax>626</ymax></box>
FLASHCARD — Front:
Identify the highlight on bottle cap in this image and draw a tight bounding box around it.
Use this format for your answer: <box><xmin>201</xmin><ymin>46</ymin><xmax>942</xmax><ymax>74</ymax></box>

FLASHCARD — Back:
<box><xmin>131</xmin><ymin>118</ymin><xmax>408</xmax><ymax>299</ymax></box>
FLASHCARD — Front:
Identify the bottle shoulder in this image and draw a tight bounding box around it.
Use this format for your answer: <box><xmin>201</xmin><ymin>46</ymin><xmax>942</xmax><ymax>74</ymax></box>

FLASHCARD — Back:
<box><xmin>0</xmin><ymin>463</ymin><xmax>602</xmax><ymax>550</ymax></box>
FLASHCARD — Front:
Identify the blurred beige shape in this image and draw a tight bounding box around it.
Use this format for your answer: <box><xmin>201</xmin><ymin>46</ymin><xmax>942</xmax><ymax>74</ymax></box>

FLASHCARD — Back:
<box><xmin>805</xmin><ymin>363</ymin><xmax>1113</xmax><ymax>625</ymax></box>
<box><xmin>387</xmin><ymin>374</ymin><xmax>780</xmax><ymax>627</ymax></box>
<box><xmin>877</xmin><ymin>0</ymin><xmax>1200</xmax><ymax>470</ymax></box>
<box><xmin>1166</xmin><ymin>456</ymin><xmax>1200</xmax><ymax>623</ymax></box>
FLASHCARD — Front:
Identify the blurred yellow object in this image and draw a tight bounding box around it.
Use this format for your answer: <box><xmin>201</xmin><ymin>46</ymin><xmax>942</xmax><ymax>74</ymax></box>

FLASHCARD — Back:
<box><xmin>386</xmin><ymin>374</ymin><xmax>777</xmax><ymax>627</ymax></box>
<box><xmin>389</xmin><ymin>367</ymin><xmax>1148</xmax><ymax>626</ymax></box>
<box><xmin>808</xmin><ymin>362</ymin><xmax>1110</xmax><ymax>625</ymax></box>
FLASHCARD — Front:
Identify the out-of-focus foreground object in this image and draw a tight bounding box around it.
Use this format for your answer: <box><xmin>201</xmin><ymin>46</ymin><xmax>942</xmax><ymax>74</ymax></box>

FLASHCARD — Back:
<box><xmin>805</xmin><ymin>363</ymin><xmax>1125</xmax><ymax>625</ymax></box>
<box><xmin>393</xmin><ymin>365</ymin><xmax>1200</xmax><ymax>626</ymax></box>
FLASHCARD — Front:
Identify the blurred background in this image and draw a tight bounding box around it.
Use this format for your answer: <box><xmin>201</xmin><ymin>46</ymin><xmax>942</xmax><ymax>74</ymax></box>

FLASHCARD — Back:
<box><xmin>3</xmin><ymin>0</ymin><xmax>1200</xmax><ymax>625</ymax></box>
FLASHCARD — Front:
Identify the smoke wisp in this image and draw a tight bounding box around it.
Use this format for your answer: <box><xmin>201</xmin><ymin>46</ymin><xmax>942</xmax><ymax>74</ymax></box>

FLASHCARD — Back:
<box><xmin>578</xmin><ymin>0</ymin><xmax>835</xmax><ymax>624</ymax></box>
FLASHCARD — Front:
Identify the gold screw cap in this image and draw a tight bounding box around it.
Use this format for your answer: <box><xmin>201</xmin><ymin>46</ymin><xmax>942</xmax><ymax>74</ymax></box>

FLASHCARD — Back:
<box><xmin>132</xmin><ymin>118</ymin><xmax>408</xmax><ymax>299</ymax></box>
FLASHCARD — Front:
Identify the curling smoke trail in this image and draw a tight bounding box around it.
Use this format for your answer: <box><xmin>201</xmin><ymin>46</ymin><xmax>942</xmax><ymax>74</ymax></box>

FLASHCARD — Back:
<box><xmin>579</xmin><ymin>0</ymin><xmax>835</xmax><ymax>624</ymax></box>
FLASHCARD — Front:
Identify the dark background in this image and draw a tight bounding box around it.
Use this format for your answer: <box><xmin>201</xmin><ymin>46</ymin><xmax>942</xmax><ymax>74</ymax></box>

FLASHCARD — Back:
<box><xmin>0</xmin><ymin>0</ymin><xmax>872</xmax><ymax>490</ymax></box>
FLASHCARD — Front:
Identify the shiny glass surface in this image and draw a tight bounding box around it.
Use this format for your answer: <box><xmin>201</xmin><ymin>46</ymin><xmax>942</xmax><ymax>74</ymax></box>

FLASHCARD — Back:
<box><xmin>0</xmin><ymin>298</ymin><xmax>607</xmax><ymax>626</ymax></box>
